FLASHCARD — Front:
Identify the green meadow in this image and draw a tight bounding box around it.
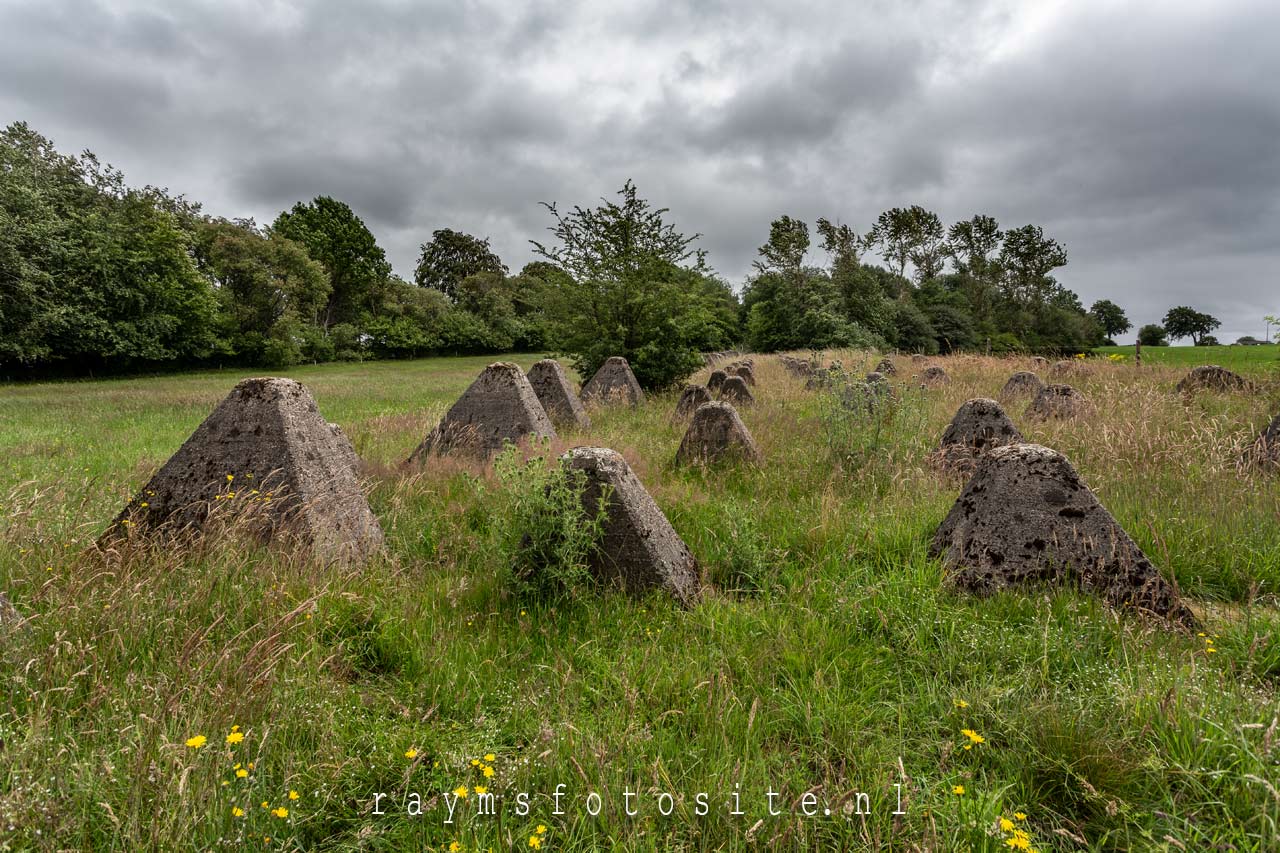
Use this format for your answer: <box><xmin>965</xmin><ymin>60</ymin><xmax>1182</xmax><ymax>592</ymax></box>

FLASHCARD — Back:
<box><xmin>1093</xmin><ymin>343</ymin><xmax>1280</xmax><ymax>372</ymax></box>
<box><xmin>1</xmin><ymin>352</ymin><xmax>1278</xmax><ymax>851</ymax></box>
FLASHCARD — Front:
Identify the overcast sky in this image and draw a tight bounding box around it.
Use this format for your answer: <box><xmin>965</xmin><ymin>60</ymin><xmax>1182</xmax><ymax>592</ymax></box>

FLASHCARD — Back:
<box><xmin>3</xmin><ymin>0</ymin><xmax>1278</xmax><ymax>343</ymax></box>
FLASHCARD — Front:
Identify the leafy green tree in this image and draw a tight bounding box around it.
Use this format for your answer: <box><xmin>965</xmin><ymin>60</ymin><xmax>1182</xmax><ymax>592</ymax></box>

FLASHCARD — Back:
<box><xmin>817</xmin><ymin>217</ymin><xmax>891</xmax><ymax>339</ymax></box>
<box><xmin>1088</xmin><ymin>299</ymin><xmax>1131</xmax><ymax>341</ymax></box>
<box><xmin>890</xmin><ymin>300</ymin><xmax>938</xmax><ymax>354</ymax></box>
<box><xmin>1162</xmin><ymin>306</ymin><xmax>1220</xmax><ymax>345</ymax></box>
<box><xmin>271</xmin><ymin>196</ymin><xmax>392</xmax><ymax>329</ymax></box>
<box><xmin>1138</xmin><ymin>324</ymin><xmax>1168</xmax><ymax>347</ymax></box>
<box><xmin>863</xmin><ymin>205</ymin><xmax>944</xmax><ymax>282</ymax></box>
<box><xmin>530</xmin><ymin>180</ymin><xmax>713</xmax><ymax>388</ymax></box>
<box><xmin>193</xmin><ymin>218</ymin><xmax>330</xmax><ymax>365</ymax></box>
<box><xmin>997</xmin><ymin>224</ymin><xmax>1068</xmax><ymax>304</ymax></box>
<box><xmin>0</xmin><ymin>122</ymin><xmax>218</xmax><ymax>370</ymax></box>
<box><xmin>414</xmin><ymin>228</ymin><xmax>507</xmax><ymax>299</ymax></box>
<box><xmin>946</xmin><ymin>215</ymin><xmax>1002</xmax><ymax>276</ymax></box>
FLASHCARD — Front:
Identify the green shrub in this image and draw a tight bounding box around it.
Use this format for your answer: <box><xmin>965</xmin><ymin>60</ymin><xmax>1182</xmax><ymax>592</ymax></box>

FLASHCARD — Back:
<box><xmin>494</xmin><ymin>445</ymin><xmax>609</xmax><ymax>602</ymax></box>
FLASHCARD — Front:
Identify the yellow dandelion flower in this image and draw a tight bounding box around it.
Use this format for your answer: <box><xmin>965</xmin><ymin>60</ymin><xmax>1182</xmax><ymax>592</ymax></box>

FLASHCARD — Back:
<box><xmin>529</xmin><ymin>835</ymin><xmax>542</xmax><ymax>849</ymax></box>
<box><xmin>473</xmin><ymin>785</ymin><xmax>487</xmax><ymax>795</ymax></box>
<box><xmin>951</xmin><ymin>785</ymin><xmax>965</xmax><ymax>795</ymax></box>
<box><xmin>232</xmin><ymin>806</ymin><xmax>245</xmax><ymax>817</ymax></box>
<box><xmin>237</xmin><ymin>769</ymin><xmax>249</xmax><ymax>778</ymax></box>
<box><xmin>454</xmin><ymin>785</ymin><xmax>468</xmax><ymax>799</ymax></box>
<box><xmin>1206</xmin><ymin>647</ymin><xmax>1217</xmax><ymax>654</ymax></box>
<box><xmin>405</xmin><ymin>748</ymin><xmax>419</xmax><ymax>759</ymax></box>
<box><xmin>483</xmin><ymin>765</ymin><xmax>495</xmax><ymax>778</ymax></box>
<box><xmin>961</xmin><ymin>729</ymin><xmax>985</xmax><ymax>745</ymax></box>
<box><xmin>470</xmin><ymin>758</ymin><xmax>480</xmax><ymax>767</ymax></box>
<box><xmin>484</xmin><ymin>753</ymin><xmax>496</xmax><ymax>762</ymax></box>
<box><xmin>272</xmin><ymin>806</ymin><xmax>288</xmax><ymax>818</ymax></box>
<box><xmin>186</xmin><ymin>735</ymin><xmax>207</xmax><ymax>749</ymax></box>
<box><xmin>536</xmin><ymin>824</ymin><xmax>547</xmax><ymax>834</ymax></box>
<box><xmin>1006</xmin><ymin>836</ymin><xmax>1030</xmax><ymax>850</ymax></box>
<box><xmin>954</xmin><ymin>699</ymin><xmax>969</xmax><ymax>708</ymax></box>
<box><xmin>247</xmin><ymin>762</ymin><xmax>254</xmax><ymax>770</ymax></box>
<box><xmin>1000</xmin><ymin>817</ymin><xmax>1015</xmax><ymax>831</ymax></box>
<box><xmin>227</xmin><ymin>474</ymin><xmax>234</xmax><ymax>482</ymax></box>
<box><xmin>226</xmin><ymin>731</ymin><xmax>245</xmax><ymax>744</ymax></box>
<box><xmin>289</xmin><ymin>790</ymin><xmax>299</xmax><ymax>800</ymax></box>
<box><xmin>221</xmin><ymin>780</ymin><xmax>230</xmax><ymax>787</ymax></box>
<box><xmin>450</xmin><ymin>843</ymin><xmax>461</xmax><ymax>853</ymax></box>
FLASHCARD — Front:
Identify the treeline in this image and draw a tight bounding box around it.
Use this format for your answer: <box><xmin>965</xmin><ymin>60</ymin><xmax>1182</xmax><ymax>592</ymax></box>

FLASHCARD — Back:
<box><xmin>3</xmin><ymin>121</ymin><xmax>1117</xmax><ymax>386</ymax></box>
<box><xmin>742</xmin><ymin>208</ymin><xmax>1103</xmax><ymax>355</ymax></box>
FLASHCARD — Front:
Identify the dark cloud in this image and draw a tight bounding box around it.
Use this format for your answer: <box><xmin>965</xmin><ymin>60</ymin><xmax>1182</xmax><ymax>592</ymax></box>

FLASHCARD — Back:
<box><xmin>2</xmin><ymin>0</ymin><xmax>1277</xmax><ymax>341</ymax></box>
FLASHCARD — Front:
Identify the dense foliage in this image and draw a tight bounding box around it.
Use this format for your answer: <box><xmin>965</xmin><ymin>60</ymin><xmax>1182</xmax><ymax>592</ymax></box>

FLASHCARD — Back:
<box><xmin>2</xmin><ymin>121</ymin><xmax>1236</xmax><ymax>380</ymax></box>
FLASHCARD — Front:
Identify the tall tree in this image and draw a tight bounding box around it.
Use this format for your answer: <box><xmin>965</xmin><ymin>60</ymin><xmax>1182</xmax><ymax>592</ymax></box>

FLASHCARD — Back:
<box><xmin>414</xmin><ymin>228</ymin><xmax>507</xmax><ymax>299</ymax></box>
<box><xmin>753</xmin><ymin>215</ymin><xmax>810</xmax><ymax>280</ymax></box>
<box><xmin>271</xmin><ymin>196</ymin><xmax>391</xmax><ymax>329</ymax></box>
<box><xmin>1162</xmin><ymin>306</ymin><xmax>1221</xmax><ymax>345</ymax></box>
<box><xmin>530</xmin><ymin>180</ymin><xmax>712</xmax><ymax>388</ymax></box>
<box><xmin>1088</xmin><ymin>299</ymin><xmax>1131</xmax><ymax>340</ymax></box>
<box><xmin>997</xmin><ymin>224</ymin><xmax>1068</xmax><ymax>304</ymax></box>
<box><xmin>946</xmin><ymin>215</ymin><xmax>1002</xmax><ymax>276</ymax></box>
<box><xmin>863</xmin><ymin>205</ymin><xmax>944</xmax><ymax>282</ymax></box>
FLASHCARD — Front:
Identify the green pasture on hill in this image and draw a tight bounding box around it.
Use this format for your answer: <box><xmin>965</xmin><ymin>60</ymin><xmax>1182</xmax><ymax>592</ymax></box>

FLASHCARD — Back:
<box><xmin>1</xmin><ymin>352</ymin><xmax>1279</xmax><ymax>851</ymax></box>
<box><xmin>1093</xmin><ymin>343</ymin><xmax>1280</xmax><ymax>372</ymax></box>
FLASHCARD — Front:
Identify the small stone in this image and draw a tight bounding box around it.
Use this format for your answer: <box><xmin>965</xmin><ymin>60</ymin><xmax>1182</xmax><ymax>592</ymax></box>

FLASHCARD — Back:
<box><xmin>930</xmin><ymin>443</ymin><xmax>1195</xmax><ymax>627</ymax></box>
<box><xmin>560</xmin><ymin>447</ymin><xmax>701</xmax><ymax>604</ymax></box>
<box><xmin>719</xmin><ymin>375</ymin><xmax>755</xmax><ymax>406</ymax></box>
<box><xmin>527</xmin><ymin>359</ymin><xmax>591</xmax><ymax>430</ymax></box>
<box><xmin>675</xmin><ymin>401</ymin><xmax>761</xmax><ymax>466</ymax></box>
<box><xmin>673</xmin><ymin>384</ymin><xmax>713</xmax><ymax>420</ymax></box>
<box><xmin>580</xmin><ymin>357</ymin><xmax>644</xmax><ymax>407</ymax></box>
<box><xmin>409</xmin><ymin>362</ymin><xmax>556</xmax><ymax>461</ymax></box>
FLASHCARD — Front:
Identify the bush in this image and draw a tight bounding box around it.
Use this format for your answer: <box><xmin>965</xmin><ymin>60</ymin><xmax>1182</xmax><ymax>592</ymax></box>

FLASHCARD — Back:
<box><xmin>1138</xmin><ymin>324</ymin><xmax>1168</xmax><ymax>347</ymax></box>
<box><xmin>494</xmin><ymin>446</ymin><xmax>609</xmax><ymax>602</ymax></box>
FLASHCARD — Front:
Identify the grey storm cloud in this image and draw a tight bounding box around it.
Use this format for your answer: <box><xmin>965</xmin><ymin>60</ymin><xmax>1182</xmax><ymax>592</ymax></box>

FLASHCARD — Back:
<box><xmin>2</xmin><ymin>0</ymin><xmax>1278</xmax><ymax>341</ymax></box>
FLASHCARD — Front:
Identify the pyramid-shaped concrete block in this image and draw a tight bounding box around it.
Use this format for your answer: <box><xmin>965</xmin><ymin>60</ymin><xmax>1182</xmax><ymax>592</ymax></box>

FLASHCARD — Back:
<box><xmin>731</xmin><ymin>364</ymin><xmax>756</xmax><ymax>386</ymax></box>
<box><xmin>527</xmin><ymin>359</ymin><xmax>590</xmax><ymax>430</ymax></box>
<box><xmin>673</xmin><ymin>384</ymin><xmax>713</xmax><ymax>420</ymax></box>
<box><xmin>1027</xmin><ymin>383</ymin><xmax>1089</xmax><ymax>419</ymax></box>
<box><xmin>1177</xmin><ymin>365</ymin><xmax>1251</xmax><ymax>393</ymax></box>
<box><xmin>559</xmin><ymin>447</ymin><xmax>700</xmax><ymax>604</ymax></box>
<box><xmin>931</xmin><ymin>398</ymin><xmax>1023</xmax><ymax>475</ymax></box>
<box><xmin>1246</xmin><ymin>413</ymin><xmax>1280</xmax><ymax>470</ymax></box>
<box><xmin>410</xmin><ymin>362</ymin><xmax>557</xmax><ymax>462</ymax></box>
<box><xmin>580</xmin><ymin>357</ymin><xmax>644</xmax><ymax>407</ymax></box>
<box><xmin>102</xmin><ymin>378</ymin><xmax>384</xmax><ymax>564</ymax></box>
<box><xmin>676</xmin><ymin>401</ymin><xmax>761</xmax><ymax>466</ymax></box>
<box><xmin>920</xmin><ymin>366</ymin><xmax>950</xmax><ymax>387</ymax></box>
<box><xmin>707</xmin><ymin>369</ymin><xmax>728</xmax><ymax>391</ymax></box>
<box><xmin>930</xmin><ymin>443</ymin><xmax>1195</xmax><ymax>627</ymax></box>
<box><xmin>1000</xmin><ymin>371</ymin><xmax>1044</xmax><ymax>401</ymax></box>
<box><xmin>719</xmin><ymin>375</ymin><xmax>754</xmax><ymax>406</ymax></box>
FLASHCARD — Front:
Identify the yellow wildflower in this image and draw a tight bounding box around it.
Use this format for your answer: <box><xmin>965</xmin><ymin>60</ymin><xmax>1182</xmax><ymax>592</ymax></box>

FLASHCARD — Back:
<box><xmin>951</xmin><ymin>785</ymin><xmax>965</xmax><ymax>795</ymax></box>
<box><xmin>483</xmin><ymin>765</ymin><xmax>495</xmax><ymax>778</ymax></box>
<box><xmin>405</xmin><ymin>748</ymin><xmax>419</xmax><ymax>759</ymax></box>
<box><xmin>454</xmin><ymin>785</ymin><xmax>468</xmax><ymax>799</ymax></box>
<box><xmin>272</xmin><ymin>806</ymin><xmax>288</xmax><ymax>818</ymax></box>
<box><xmin>470</xmin><ymin>758</ymin><xmax>480</xmax><ymax>767</ymax></box>
<box><xmin>289</xmin><ymin>790</ymin><xmax>299</xmax><ymax>801</ymax></box>
<box><xmin>954</xmin><ymin>699</ymin><xmax>969</xmax><ymax>708</ymax></box>
<box><xmin>484</xmin><ymin>753</ymin><xmax>496</xmax><ymax>762</ymax></box>
<box><xmin>237</xmin><ymin>769</ymin><xmax>249</xmax><ymax>778</ymax></box>
<box><xmin>450</xmin><ymin>843</ymin><xmax>461</xmax><ymax>853</ymax></box>
<box><xmin>186</xmin><ymin>735</ymin><xmax>207</xmax><ymax>749</ymax></box>
<box><xmin>529</xmin><ymin>836</ymin><xmax>542</xmax><ymax>849</ymax></box>
<box><xmin>536</xmin><ymin>824</ymin><xmax>547</xmax><ymax>834</ymax></box>
<box><xmin>474</xmin><ymin>785</ymin><xmax>488</xmax><ymax>795</ymax></box>
<box><xmin>961</xmin><ymin>729</ymin><xmax>985</xmax><ymax>745</ymax></box>
<box><xmin>227</xmin><ymin>731</ymin><xmax>245</xmax><ymax>744</ymax></box>
<box><xmin>232</xmin><ymin>807</ymin><xmax>245</xmax><ymax>817</ymax></box>
<box><xmin>1000</xmin><ymin>817</ymin><xmax>1015</xmax><ymax>831</ymax></box>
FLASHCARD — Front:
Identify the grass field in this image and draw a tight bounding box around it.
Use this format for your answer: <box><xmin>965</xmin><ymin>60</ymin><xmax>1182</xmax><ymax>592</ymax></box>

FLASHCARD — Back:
<box><xmin>2</xmin><ymin>352</ymin><xmax>1279</xmax><ymax>851</ymax></box>
<box><xmin>1093</xmin><ymin>343</ymin><xmax>1280</xmax><ymax>373</ymax></box>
